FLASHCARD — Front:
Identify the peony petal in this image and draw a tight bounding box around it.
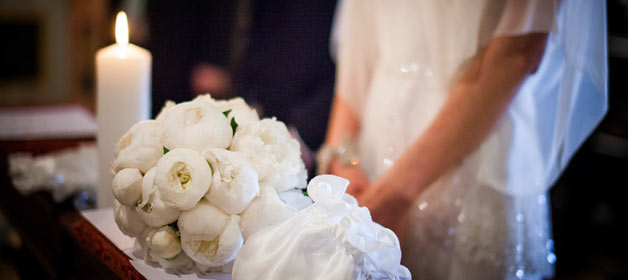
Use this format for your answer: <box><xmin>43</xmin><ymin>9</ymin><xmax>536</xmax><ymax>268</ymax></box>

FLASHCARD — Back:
<box><xmin>216</xmin><ymin>97</ymin><xmax>260</xmax><ymax>127</ymax></box>
<box><xmin>178</xmin><ymin>201</ymin><xmax>243</xmax><ymax>267</ymax></box>
<box><xmin>139</xmin><ymin>167</ymin><xmax>156</xmax><ymax>208</ymax></box>
<box><xmin>113</xmin><ymin>199</ymin><xmax>147</xmax><ymax>237</ymax></box>
<box><xmin>148</xmin><ymin>225</ymin><xmax>182</xmax><ymax>259</ymax></box>
<box><xmin>154</xmin><ymin>148</ymin><xmax>212</xmax><ymax>210</ymax></box>
<box><xmin>113</xmin><ymin>120</ymin><xmax>162</xmax><ymax>173</ymax></box>
<box><xmin>202</xmin><ymin>148</ymin><xmax>259</xmax><ymax>214</ymax></box>
<box><xmin>159</xmin><ymin>99</ymin><xmax>232</xmax><ymax>151</ymax></box>
<box><xmin>178</xmin><ymin>200</ymin><xmax>228</xmax><ymax>241</ymax></box>
<box><xmin>112</xmin><ymin>168</ymin><xmax>143</xmax><ymax>206</ymax></box>
<box><xmin>135</xmin><ymin>176</ymin><xmax>181</xmax><ymax>227</ymax></box>
<box><xmin>230</xmin><ymin>118</ymin><xmax>307</xmax><ymax>193</ymax></box>
<box><xmin>155</xmin><ymin>100</ymin><xmax>176</xmax><ymax>123</ymax></box>
<box><xmin>135</xmin><ymin>192</ymin><xmax>180</xmax><ymax>227</ymax></box>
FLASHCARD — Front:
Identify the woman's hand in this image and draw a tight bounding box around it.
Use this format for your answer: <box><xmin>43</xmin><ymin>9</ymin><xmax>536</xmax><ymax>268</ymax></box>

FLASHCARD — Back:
<box><xmin>358</xmin><ymin>175</ymin><xmax>414</xmax><ymax>242</ymax></box>
<box><xmin>323</xmin><ymin>95</ymin><xmax>365</xmax><ymax>195</ymax></box>
<box><xmin>330</xmin><ymin>159</ymin><xmax>370</xmax><ymax>197</ymax></box>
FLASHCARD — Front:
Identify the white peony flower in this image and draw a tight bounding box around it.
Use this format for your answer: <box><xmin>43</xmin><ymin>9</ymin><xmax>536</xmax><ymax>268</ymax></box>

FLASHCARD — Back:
<box><xmin>112</xmin><ymin>168</ymin><xmax>143</xmax><ymax>206</ymax></box>
<box><xmin>148</xmin><ymin>225</ymin><xmax>182</xmax><ymax>259</ymax></box>
<box><xmin>136</xmin><ymin>167</ymin><xmax>181</xmax><ymax>227</ymax></box>
<box><xmin>159</xmin><ymin>99</ymin><xmax>232</xmax><ymax>151</ymax></box>
<box><xmin>136</xmin><ymin>226</ymin><xmax>153</xmax><ymax>251</ymax></box>
<box><xmin>192</xmin><ymin>94</ymin><xmax>259</xmax><ymax>130</ymax></box>
<box><xmin>230</xmin><ymin>118</ymin><xmax>307</xmax><ymax>192</ymax></box>
<box><xmin>155</xmin><ymin>100</ymin><xmax>176</xmax><ymax>123</ymax></box>
<box><xmin>215</xmin><ymin>97</ymin><xmax>260</xmax><ymax>127</ymax></box>
<box><xmin>138</xmin><ymin>227</ymin><xmax>194</xmax><ymax>272</ymax></box>
<box><xmin>178</xmin><ymin>200</ymin><xmax>243</xmax><ymax>267</ymax></box>
<box><xmin>154</xmin><ymin>148</ymin><xmax>212</xmax><ymax>210</ymax></box>
<box><xmin>240</xmin><ymin>185</ymin><xmax>296</xmax><ymax>240</ymax></box>
<box><xmin>113</xmin><ymin>199</ymin><xmax>147</xmax><ymax>237</ymax></box>
<box><xmin>113</xmin><ymin>120</ymin><xmax>162</xmax><ymax>173</ymax></box>
<box><xmin>139</xmin><ymin>167</ymin><xmax>156</xmax><ymax>208</ymax></box>
<box><xmin>202</xmin><ymin>148</ymin><xmax>259</xmax><ymax>214</ymax></box>
<box><xmin>191</xmin><ymin>94</ymin><xmax>215</xmax><ymax>104</ymax></box>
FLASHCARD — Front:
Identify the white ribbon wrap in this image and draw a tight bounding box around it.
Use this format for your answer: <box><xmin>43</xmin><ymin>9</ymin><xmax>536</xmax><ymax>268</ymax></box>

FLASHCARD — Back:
<box><xmin>233</xmin><ymin>175</ymin><xmax>411</xmax><ymax>280</ymax></box>
<box><xmin>239</xmin><ymin>185</ymin><xmax>297</xmax><ymax>240</ymax></box>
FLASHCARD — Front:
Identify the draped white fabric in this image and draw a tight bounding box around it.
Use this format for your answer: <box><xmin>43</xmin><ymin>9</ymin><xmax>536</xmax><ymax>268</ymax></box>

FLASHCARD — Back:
<box><xmin>233</xmin><ymin>175</ymin><xmax>411</xmax><ymax>280</ymax></box>
<box><xmin>480</xmin><ymin>0</ymin><xmax>608</xmax><ymax>196</ymax></box>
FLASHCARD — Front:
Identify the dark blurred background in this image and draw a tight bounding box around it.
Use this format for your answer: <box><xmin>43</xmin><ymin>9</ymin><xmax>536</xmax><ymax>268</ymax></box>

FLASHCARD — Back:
<box><xmin>0</xmin><ymin>0</ymin><xmax>627</xmax><ymax>279</ymax></box>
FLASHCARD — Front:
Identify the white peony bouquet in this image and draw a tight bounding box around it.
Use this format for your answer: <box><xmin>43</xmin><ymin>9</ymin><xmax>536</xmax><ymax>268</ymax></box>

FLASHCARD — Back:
<box><xmin>111</xmin><ymin>95</ymin><xmax>310</xmax><ymax>273</ymax></box>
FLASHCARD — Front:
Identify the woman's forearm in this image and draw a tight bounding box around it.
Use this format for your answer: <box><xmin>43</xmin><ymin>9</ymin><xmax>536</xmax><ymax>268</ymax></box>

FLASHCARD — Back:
<box><xmin>323</xmin><ymin>95</ymin><xmax>371</xmax><ymax>194</ymax></box>
<box><xmin>325</xmin><ymin>95</ymin><xmax>361</xmax><ymax>147</ymax></box>
<box><xmin>381</xmin><ymin>33</ymin><xmax>549</xmax><ymax>202</ymax></box>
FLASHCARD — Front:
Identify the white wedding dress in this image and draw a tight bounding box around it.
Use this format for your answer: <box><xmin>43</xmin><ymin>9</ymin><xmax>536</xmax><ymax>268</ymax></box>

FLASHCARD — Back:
<box><xmin>334</xmin><ymin>0</ymin><xmax>607</xmax><ymax>279</ymax></box>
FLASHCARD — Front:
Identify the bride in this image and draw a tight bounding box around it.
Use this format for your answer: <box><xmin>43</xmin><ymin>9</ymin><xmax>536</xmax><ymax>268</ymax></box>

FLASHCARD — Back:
<box><xmin>321</xmin><ymin>0</ymin><xmax>607</xmax><ymax>279</ymax></box>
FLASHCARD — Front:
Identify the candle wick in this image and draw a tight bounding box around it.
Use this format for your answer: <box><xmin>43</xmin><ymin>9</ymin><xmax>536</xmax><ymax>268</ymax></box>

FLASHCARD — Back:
<box><xmin>116</xmin><ymin>47</ymin><xmax>129</xmax><ymax>59</ymax></box>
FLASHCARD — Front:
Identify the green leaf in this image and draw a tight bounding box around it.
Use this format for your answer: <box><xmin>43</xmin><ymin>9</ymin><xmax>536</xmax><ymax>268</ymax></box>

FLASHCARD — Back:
<box><xmin>141</xmin><ymin>202</ymin><xmax>152</xmax><ymax>213</ymax></box>
<box><xmin>168</xmin><ymin>221</ymin><xmax>179</xmax><ymax>232</ymax></box>
<box><xmin>230</xmin><ymin>117</ymin><xmax>238</xmax><ymax>135</ymax></box>
<box><xmin>207</xmin><ymin>161</ymin><xmax>214</xmax><ymax>174</ymax></box>
<box><xmin>163</xmin><ymin>147</ymin><xmax>170</xmax><ymax>154</ymax></box>
<box><xmin>165</xmin><ymin>252</ymin><xmax>181</xmax><ymax>261</ymax></box>
<box><xmin>222</xmin><ymin>109</ymin><xmax>232</xmax><ymax>118</ymax></box>
<box><xmin>301</xmin><ymin>188</ymin><xmax>309</xmax><ymax>197</ymax></box>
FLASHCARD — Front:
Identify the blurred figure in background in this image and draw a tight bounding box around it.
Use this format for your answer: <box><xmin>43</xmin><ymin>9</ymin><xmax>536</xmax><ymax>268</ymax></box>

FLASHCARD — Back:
<box><xmin>146</xmin><ymin>0</ymin><xmax>237</xmax><ymax>117</ymax></box>
<box><xmin>233</xmin><ymin>0</ymin><xmax>338</xmax><ymax>175</ymax></box>
<box><xmin>146</xmin><ymin>0</ymin><xmax>337</xmax><ymax>175</ymax></box>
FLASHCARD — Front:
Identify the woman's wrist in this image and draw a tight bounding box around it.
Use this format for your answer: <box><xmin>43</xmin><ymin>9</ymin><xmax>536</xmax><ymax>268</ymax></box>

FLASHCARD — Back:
<box><xmin>381</xmin><ymin>163</ymin><xmax>425</xmax><ymax>205</ymax></box>
<box><xmin>316</xmin><ymin>139</ymin><xmax>359</xmax><ymax>175</ymax></box>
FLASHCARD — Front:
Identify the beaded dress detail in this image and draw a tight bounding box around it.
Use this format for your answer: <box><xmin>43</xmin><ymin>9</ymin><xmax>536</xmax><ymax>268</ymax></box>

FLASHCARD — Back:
<box><xmin>335</xmin><ymin>0</ymin><xmax>607</xmax><ymax>279</ymax></box>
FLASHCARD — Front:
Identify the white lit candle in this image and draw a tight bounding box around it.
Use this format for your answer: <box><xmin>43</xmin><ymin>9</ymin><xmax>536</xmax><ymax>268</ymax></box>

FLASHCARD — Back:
<box><xmin>96</xmin><ymin>11</ymin><xmax>151</xmax><ymax>208</ymax></box>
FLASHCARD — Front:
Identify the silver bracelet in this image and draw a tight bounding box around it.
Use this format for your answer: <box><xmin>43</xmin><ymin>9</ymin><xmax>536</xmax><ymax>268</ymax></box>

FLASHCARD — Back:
<box><xmin>316</xmin><ymin>140</ymin><xmax>359</xmax><ymax>175</ymax></box>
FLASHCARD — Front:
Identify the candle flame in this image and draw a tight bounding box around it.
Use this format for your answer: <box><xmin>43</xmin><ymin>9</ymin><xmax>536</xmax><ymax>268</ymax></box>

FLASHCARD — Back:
<box><xmin>115</xmin><ymin>11</ymin><xmax>129</xmax><ymax>46</ymax></box>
